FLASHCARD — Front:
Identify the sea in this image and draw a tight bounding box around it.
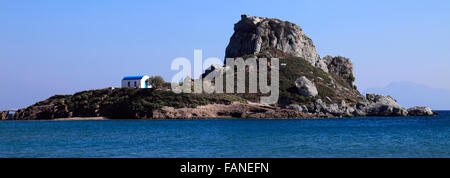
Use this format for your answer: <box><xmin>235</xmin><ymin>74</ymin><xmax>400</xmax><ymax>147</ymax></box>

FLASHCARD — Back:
<box><xmin>0</xmin><ymin>111</ymin><xmax>449</xmax><ymax>158</ymax></box>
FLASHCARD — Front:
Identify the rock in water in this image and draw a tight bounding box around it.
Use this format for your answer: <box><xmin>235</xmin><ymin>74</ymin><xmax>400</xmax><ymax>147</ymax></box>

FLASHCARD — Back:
<box><xmin>363</xmin><ymin>94</ymin><xmax>408</xmax><ymax>116</ymax></box>
<box><xmin>295</xmin><ymin>76</ymin><xmax>318</xmax><ymax>97</ymax></box>
<box><xmin>407</xmin><ymin>106</ymin><xmax>435</xmax><ymax>116</ymax></box>
<box><xmin>225</xmin><ymin>14</ymin><xmax>329</xmax><ymax>72</ymax></box>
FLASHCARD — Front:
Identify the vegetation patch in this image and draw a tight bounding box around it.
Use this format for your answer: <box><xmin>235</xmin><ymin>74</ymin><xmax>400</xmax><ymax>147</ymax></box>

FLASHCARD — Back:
<box><xmin>277</xmin><ymin>57</ymin><xmax>333</xmax><ymax>105</ymax></box>
<box><xmin>30</xmin><ymin>88</ymin><xmax>247</xmax><ymax>119</ymax></box>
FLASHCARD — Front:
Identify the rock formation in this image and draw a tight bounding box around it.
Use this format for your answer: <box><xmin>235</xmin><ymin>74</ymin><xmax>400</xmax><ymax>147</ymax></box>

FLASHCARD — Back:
<box><xmin>1</xmin><ymin>111</ymin><xmax>9</xmax><ymax>120</ymax></box>
<box><xmin>360</xmin><ymin>94</ymin><xmax>409</xmax><ymax>116</ymax></box>
<box><xmin>222</xmin><ymin>15</ymin><xmax>435</xmax><ymax>117</ymax></box>
<box><xmin>286</xmin><ymin>93</ymin><xmax>419</xmax><ymax>117</ymax></box>
<box><xmin>221</xmin><ymin>15</ymin><xmax>365</xmax><ymax>108</ymax></box>
<box><xmin>12</xmin><ymin>104</ymin><xmax>72</xmax><ymax>120</ymax></box>
<box><xmin>323</xmin><ymin>55</ymin><xmax>355</xmax><ymax>87</ymax></box>
<box><xmin>225</xmin><ymin>15</ymin><xmax>329</xmax><ymax>72</ymax></box>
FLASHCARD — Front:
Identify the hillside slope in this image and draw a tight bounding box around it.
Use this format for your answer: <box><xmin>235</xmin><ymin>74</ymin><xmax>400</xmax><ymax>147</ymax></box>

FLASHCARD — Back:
<box><xmin>2</xmin><ymin>15</ymin><xmax>436</xmax><ymax>120</ymax></box>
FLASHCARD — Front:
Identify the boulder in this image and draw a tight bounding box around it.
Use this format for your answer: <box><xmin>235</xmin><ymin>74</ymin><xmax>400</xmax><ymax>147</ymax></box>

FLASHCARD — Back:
<box><xmin>407</xmin><ymin>106</ymin><xmax>435</xmax><ymax>116</ymax></box>
<box><xmin>295</xmin><ymin>76</ymin><xmax>318</xmax><ymax>97</ymax></box>
<box><xmin>225</xmin><ymin>15</ymin><xmax>329</xmax><ymax>72</ymax></box>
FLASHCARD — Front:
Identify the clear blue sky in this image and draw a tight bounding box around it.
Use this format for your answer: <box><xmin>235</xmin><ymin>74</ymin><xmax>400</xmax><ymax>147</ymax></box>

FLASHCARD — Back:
<box><xmin>1</xmin><ymin>0</ymin><xmax>449</xmax><ymax>110</ymax></box>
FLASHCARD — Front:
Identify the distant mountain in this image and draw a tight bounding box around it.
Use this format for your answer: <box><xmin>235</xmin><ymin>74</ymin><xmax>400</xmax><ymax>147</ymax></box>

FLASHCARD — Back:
<box><xmin>363</xmin><ymin>81</ymin><xmax>450</xmax><ymax>110</ymax></box>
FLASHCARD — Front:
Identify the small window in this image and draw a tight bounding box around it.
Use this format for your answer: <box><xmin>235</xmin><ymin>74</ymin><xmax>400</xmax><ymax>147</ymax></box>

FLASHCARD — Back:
<box><xmin>134</xmin><ymin>81</ymin><xmax>137</xmax><ymax>87</ymax></box>
<box><xmin>128</xmin><ymin>81</ymin><xmax>130</xmax><ymax>87</ymax></box>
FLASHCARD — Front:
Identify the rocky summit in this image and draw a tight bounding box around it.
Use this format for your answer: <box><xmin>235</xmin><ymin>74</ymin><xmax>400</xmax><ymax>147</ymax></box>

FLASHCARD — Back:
<box><xmin>1</xmin><ymin>15</ymin><xmax>436</xmax><ymax>120</ymax></box>
<box><xmin>225</xmin><ymin>14</ymin><xmax>328</xmax><ymax>72</ymax></box>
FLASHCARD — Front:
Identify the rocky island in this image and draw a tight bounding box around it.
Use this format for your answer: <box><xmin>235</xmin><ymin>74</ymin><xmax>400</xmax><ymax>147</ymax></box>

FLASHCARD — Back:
<box><xmin>1</xmin><ymin>15</ymin><xmax>436</xmax><ymax>120</ymax></box>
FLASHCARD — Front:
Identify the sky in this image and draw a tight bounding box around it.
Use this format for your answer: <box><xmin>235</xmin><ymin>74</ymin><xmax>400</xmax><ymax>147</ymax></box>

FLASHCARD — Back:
<box><xmin>1</xmin><ymin>0</ymin><xmax>449</xmax><ymax>110</ymax></box>
<box><xmin>363</xmin><ymin>81</ymin><xmax>450</xmax><ymax>110</ymax></box>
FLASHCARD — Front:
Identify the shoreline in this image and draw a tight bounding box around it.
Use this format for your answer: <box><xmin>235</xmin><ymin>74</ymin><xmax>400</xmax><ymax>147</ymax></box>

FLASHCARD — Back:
<box><xmin>2</xmin><ymin>114</ymin><xmax>441</xmax><ymax>121</ymax></box>
<box><xmin>48</xmin><ymin>117</ymin><xmax>320</xmax><ymax>121</ymax></box>
<box><xmin>52</xmin><ymin>117</ymin><xmax>109</xmax><ymax>121</ymax></box>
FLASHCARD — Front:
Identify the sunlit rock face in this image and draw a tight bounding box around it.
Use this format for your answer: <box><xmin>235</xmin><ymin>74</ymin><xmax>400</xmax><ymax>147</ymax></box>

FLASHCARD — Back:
<box><xmin>323</xmin><ymin>55</ymin><xmax>355</xmax><ymax>87</ymax></box>
<box><xmin>225</xmin><ymin>14</ymin><xmax>328</xmax><ymax>72</ymax></box>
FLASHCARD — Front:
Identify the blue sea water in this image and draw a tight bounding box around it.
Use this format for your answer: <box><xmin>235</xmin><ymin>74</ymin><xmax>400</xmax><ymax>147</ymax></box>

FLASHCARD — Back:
<box><xmin>0</xmin><ymin>111</ymin><xmax>449</xmax><ymax>158</ymax></box>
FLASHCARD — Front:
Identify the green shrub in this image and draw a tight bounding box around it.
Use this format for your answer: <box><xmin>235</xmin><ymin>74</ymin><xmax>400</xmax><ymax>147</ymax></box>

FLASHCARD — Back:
<box><xmin>349</xmin><ymin>73</ymin><xmax>355</xmax><ymax>82</ymax></box>
<box><xmin>148</xmin><ymin>76</ymin><xmax>166</xmax><ymax>89</ymax></box>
